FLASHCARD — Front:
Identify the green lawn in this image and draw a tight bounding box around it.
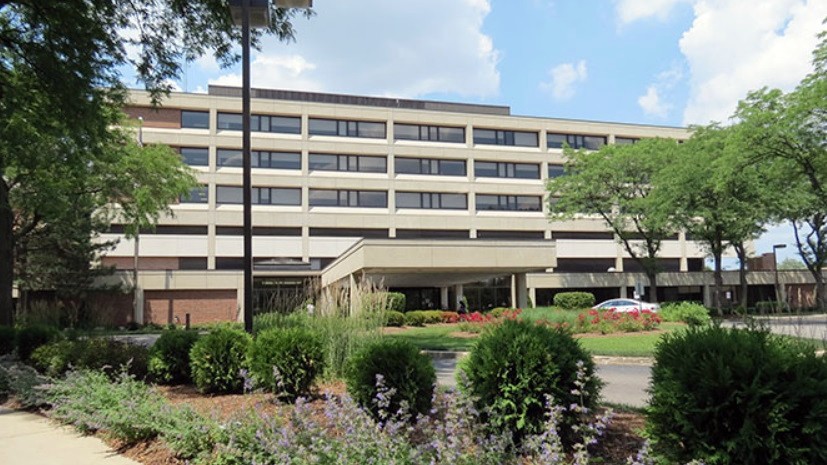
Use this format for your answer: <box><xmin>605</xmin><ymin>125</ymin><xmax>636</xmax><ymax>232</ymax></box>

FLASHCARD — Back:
<box><xmin>387</xmin><ymin>321</ymin><xmax>688</xmax><ymax>356</ymax></box>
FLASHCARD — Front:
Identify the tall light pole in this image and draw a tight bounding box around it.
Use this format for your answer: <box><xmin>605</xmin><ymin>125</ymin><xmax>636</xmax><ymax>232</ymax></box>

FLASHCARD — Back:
<box><xmin>229</xmin><ymin>0</ymin><xmax>312</xmax><ymax>333</ymax></box>
<box><xmin>773</xmin><ymin>243</ymin><xmax>787</xmax><ymax>312</ymax></box>
<box><xmin>134</xmin><ymin>117</ymin><xmax>143</xmax><ymax>325</ymax></box>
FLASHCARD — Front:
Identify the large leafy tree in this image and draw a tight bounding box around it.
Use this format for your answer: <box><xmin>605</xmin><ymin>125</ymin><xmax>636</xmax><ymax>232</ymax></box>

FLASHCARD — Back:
<box><xmin>735</xmin><ymin>26</ymin><xmax>827</xmax><ymax>310</ymax></box>
<box><xmin>0</xmin><ymin>1</ymin><xmax>311</xmax><ymax>325</ymax></box>
<box><xmin>656</xmin><ymin>124</ymin><xmax>769</xmax><ymax>313</ymax></box>
<box><xmin>547</xmin><ymin>138</ymin><xmax>680</xmax><ymax>302</ymax></box>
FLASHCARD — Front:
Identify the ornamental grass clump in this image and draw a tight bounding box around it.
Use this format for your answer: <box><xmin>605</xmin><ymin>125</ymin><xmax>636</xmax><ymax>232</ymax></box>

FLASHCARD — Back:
<box><xmin>460</xmin><ymin>318</ymin><xmax>601</xmax><ymax>447</ymax></box>
<box><xmin>345</xmin><ymin>338</ymin><xmax>435</xmax><ymax>421</ymax></box>
<box><xmin>247</xmin><ymin>327</ymin><xmax>324</xmax><ymax>401</ymax></box>
<box><xmin>649</xmin><ymin>325</ymin><xmax>827</xmax><ymax>465</ymax></box>
<box><xmin>189</xmin><ymin>326</ymin><xmax>252</xmax><ymax>394</ymax></box>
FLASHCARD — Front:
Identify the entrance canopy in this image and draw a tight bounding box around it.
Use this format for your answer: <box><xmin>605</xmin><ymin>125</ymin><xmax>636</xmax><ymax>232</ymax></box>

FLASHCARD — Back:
<box><xmin>321</xmin><ymin>239</ymin><xmax>556</xmax><ymax>288</ymax></box>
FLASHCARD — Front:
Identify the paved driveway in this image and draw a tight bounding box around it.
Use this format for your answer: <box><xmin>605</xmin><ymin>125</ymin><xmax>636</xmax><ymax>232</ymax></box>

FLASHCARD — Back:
<box><xmin>726</xmin><ymin>314</ymin><xmax>827</xmax><ymax>341</ymax></box>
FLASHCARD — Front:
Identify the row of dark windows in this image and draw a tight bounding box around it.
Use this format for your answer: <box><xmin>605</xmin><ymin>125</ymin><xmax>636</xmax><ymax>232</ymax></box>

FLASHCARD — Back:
<box><xmin>179</xmin><ymin>111</ymin><xmax>648</xmax><ymax>148</ymax></box>
<box><xmin>179</xmin><ymin>148</ymin><xmax>567</xmax><ymax>180</ymax></box>
<box><xmin>182</xmin><ymin>187</ymin><xmax>542</xmax><ymax>212</ymax></box>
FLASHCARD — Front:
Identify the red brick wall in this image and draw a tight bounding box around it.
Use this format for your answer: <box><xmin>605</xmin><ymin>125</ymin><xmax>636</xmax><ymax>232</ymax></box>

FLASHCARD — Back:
<box><xmin>144</xmin><ymin>290</ymin><xmax>238</xmax><ymax>325</ymax></box>
<box><xmin>124</xmin><ymin>106</ymin><xmax>182</xmax><ymax>129</ymax></box>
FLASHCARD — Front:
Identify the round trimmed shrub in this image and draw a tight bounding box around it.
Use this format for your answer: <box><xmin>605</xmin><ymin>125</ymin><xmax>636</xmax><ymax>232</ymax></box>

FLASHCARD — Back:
<box><xmin>16</xmin><ymin>325</ymin><xmax>61</xmax><ymax>361</ymax></box>
<box><xmin>345</xmin><ymin>339</ymin><xmax>435</xmax><ymax>420</ymax></box>
<box><xmin>404</xmin><ymin>312</ymin><xmax>426</xmax><ymax>327</ymax></box>
<box><xmin>460</xmin><ymin>319</ymin><xmax>600</xmax><ymax>446</ymax></box>
<box><xmin>189</xmin><ymin>326</ymin><xmax>252</xmax><ymax>394</ymax></box>
<box><xmin>0</xmin><ymin>326</ymin><xmax>16</xmax><ymax>355</ymax></box>
<box><xmin>553</xmin><ymin>292</ymin><xmax>595</xmax><ymax>309</ymax></box>
<box><xmin>384</xmin><ymin>311</ymin><xmax>405</xmax><ymax>327</ymax></box>
<box><xmin>649</xmin><ymin>325</ymin><xmax>827</xmax><ymax>465</ymax></box>
<box><xmin>659</xmin><ymin>301</ymin><xmax>711</xmax><ymax>326</ymax></box>
<box><xmin>247</xmin><ymin>327</ymin><xmax>324</xmax><ymax>401</ymax></box>
<box><xmin>148</xmin><ymin>329</ymin><xmax>200</xmax><ymax>385</ymax></box>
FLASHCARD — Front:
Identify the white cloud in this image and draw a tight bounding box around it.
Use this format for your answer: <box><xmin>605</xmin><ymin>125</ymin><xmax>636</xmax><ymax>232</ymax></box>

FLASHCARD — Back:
<box><xmin>638</xmin><ymin>86</ymin><xmax>670</xmax><ymax>117</ymax></box>
<box><xmin>540</xmin><ymin>60</ymin><xmax>588</xmax><ymax>101</ymax></box>
<box><xmin>615</xmin><ymin>0</ymin><xmax>689</xmax><ymax>24</ymax></box>
<box><xmin>208</xmin><ymin>0</ymin><xmax>500</xmax><ymax>99</ymax></box>
<box><xmin>618</xmin><ymin>0</ymin><xmax>827</xmax><ymax>125</ymax></box>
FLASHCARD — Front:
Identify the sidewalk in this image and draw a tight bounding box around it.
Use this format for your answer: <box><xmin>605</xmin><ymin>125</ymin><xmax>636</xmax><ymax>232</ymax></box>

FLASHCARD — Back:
<box><xmin>0</xmin><ymin>407</ymin><xmax>139</xmax><ymax>465</ymax></box>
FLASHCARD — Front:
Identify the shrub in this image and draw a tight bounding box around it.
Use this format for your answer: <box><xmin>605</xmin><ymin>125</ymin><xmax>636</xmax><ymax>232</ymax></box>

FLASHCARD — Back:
<box><xmin>16</xmin><ymin>325</ymin><xmax>61</xmax><ymax>361</ymax></box>
<box><xmin>404</xmin><ymin>311</ymin><xmax>426</xmax><ymax>327</ymax></box>
<box><xmin>553</xmin><ymin>292</ymin><xmax>595</xmax><ymax>309</ymax></box>
<box><xmin>460</xmin><ymin>319</ymin><xmax>601</xmax><ymax>446</ymax></box>
<box><xmin>0</xmin><ymin>326</ymin><xmax>15</xmax><ymax>355</ymax></box>
<box><xmin>649</xmin><ymin>325</ymin><xmax>827</xmax><ymax>465</ymax></box>
<box><xmin>247</xmin><ymin>327</ymin><xmax>324</xmax><ymax>401</ymax></box>
<box><xmin>31</xmin><ymin>338</ymin><xmax>149</xmax><ymax>379</ymax></box>
<box><xmin>189</xmin><ymin>326</ymin><xmax>252</xmax><ymax>394</ymax></box>
<box><xmin>345</xmin><ymin>339</ymin><xmax>435</xmax><ymax>421</ymax></box>
<box><xmin>160</xmin><ymin>404</ymin><xmax>225</xmax><ymax>461</ymax></box>
<box><xmin>0</xmin><ymin>360</ymin><xmax>51</xmax><ymax>408</ymax></box>
<box><xmin>659</xmin><ymin>301</ymin><xmax>711</xmax><ymax>326</ymax></box>
<box><xmin>440</xmin><ymin>311</ymin><xmax>459</xmax><ymax>323</ymax></box>
<box><xmin>148</xmin><ymin>329</ymin><xmax>200</xmax><ymax>384</ymax></box>
<box><xmin>405</xmin><ymin>310</ymin><xmax>443</xmax><ymax>324</ymax></box>
<box><xmin>386</xmin><ymin>292</ymin><xmax>406</xmax><ymax>313</ymax></box>
<box><xmin>384</xmin><ymin>310</ymin><xmax>405</xmax><ymax>327</ymax></box>
<box><xmin>573</xmin><ymin>309</ymin><xmax>661</xmax><ymax>334</ymax></box>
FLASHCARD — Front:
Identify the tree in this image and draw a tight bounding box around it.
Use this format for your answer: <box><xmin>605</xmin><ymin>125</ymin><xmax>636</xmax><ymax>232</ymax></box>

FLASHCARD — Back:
<box><xmin>778</xmin><ymin>257</ymin><xmax>807</xmax><ymax>270</ymax></box>
<box><xmin>0</xmin><ymin>1</ymin><xmax>311</xmax><ymax>325</ymax></box>
<box><xmin>656</xmin><ymin>124</ymin><xmax>769</xmax><ymax>313</ymax></box>
<box><xmin>547</xmin><ymin>138</ymin><xmax>680</xmax><ymax>302</ymax></box>
<box><xmin>735</xmin><ymin>26</ymin><xmax>827</xmax><ymax>310</ymax></box>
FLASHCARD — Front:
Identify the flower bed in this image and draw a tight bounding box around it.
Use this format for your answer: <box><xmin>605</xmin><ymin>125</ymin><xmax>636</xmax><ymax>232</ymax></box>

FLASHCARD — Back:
<box><xmin>574</xmin><ymin>309</ymin><xmax>661</xmax><ymax>334</ymax></box>
<box><xmin>456</xmin><ymin>309</ymin><xmax>522</xmax><ymax>333</ymax></box>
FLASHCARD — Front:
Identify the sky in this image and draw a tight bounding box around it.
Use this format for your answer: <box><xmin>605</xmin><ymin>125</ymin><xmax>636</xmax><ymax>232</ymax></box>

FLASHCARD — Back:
<box><xmin>135</xmin><ymin>0</ymin><xmax>827</xmax><ymax>265</ymax></box>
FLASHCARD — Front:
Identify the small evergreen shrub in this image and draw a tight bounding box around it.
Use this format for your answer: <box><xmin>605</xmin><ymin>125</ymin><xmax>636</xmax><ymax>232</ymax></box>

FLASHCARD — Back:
<box><xmin>247</xmin><ymin>327</ymin><xmax>324</xmax><ymax>401</ymax></box>
<box><xmin>552</xmin><ymin>292</ymin><xmax>595</xmax><ymax>309</ymax></box>
<box><xmin>659</xmin><ymin>301</ymin><xmax>711</xmax><ymax>326</ymax></box>
<box><xmin>386</xmin><ymin>292</ymin><xmax>406</xmax><ymax>313</ymax></box>
<box><xmin>189</xmin><ymin>327</ymin><xmax>252</xmax><ymax>394</ymax></box>
<box><xmin>404</xmin><ymin>312</ymin><xmax>427</xmax><ymax>327</ymax></box>
<box><xmin>384</xmin><ymin>311</ymin><xmax>405</xmax><ymax>327</ymax></box>
<box><xmin>460</xmin><ymin>319</ymin><xmax>601</xmax><ymax>446</ymax></box>
<box><xmin>345</xmin><ymin>339</ymin><xmax>435</xmax><ymax>420</ymax></box>
<box><xmin>31</xmin><ymin>338</ymin><xmax>149</xmax><ymax>379</ymax></box>
<box><xmin>16</xmin><ymin>325</ymin><xmax>61</xmax><ymax>361</ymax></box>
<box><xmin>0</xmin><ymin>326</ymin><xmax>16</xmax><ymax>355</ymax></box>
<box><xmin>405</xmin><ymin>310</ymin><xmax>443</xmax><ymax>324</ymax></box>
<box><xmin>649</xmin><ymin>325</ymin><xmax>827</xmax><ymax>465</ymax></box>
<box><xmin>148</xmin><ymin>329</ymin><xmax>200</xmax><ymax>385</ymax></box>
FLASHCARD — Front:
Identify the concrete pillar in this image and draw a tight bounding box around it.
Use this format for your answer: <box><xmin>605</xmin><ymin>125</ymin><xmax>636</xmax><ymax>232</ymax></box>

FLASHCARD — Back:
<box><xmin>703</xmin><ymin>284</ymin><xmax>712</xmax><ymax>308</ymax></box>
<box><xmin>529</xmin><ymin>287</ymin><xmax>537</xmax><ymax>308</ymax></box>
<box><xmin>619</xmin><ymin>286</ymin><xmax>627</xmax><ymax>298</ymax></box>
<box><xmin>514</xmin><ymin>273</ymin><xmax>528</xmax><ymax>309</ymax></box>
<box><xmin>134</xmin><ymin>287</ymin><xmax>145</xmax><ymax>325</ymax></box>
<box><xmin>440</xmin><ymin>287</ymin><xmax>449</xmax><ymax>309</ymax></box>
<box><xmin>236</xmin><ymin>287</ymin><xmax>245</xmax><ymax>322</ymax></box>
<box><xmin>453</xmin><ymin>284</ymin><xmax>464</xmax><ymax>310</ymax></box>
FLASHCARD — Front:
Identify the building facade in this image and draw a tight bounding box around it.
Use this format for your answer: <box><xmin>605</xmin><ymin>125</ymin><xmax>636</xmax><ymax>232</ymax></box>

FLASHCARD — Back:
<box><xmin>99</xmin><ymin>86</ymin><xmax>735</xmax><ymax>324</ymax></box>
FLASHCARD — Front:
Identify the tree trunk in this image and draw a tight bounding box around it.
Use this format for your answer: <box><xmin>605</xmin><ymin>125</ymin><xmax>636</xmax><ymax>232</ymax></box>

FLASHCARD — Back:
<box><xmin>713</xmin><ymin>249</ymin><xmax>723</xmax><ymax>316</ymax></box>
<box><xmin>0</xmin><ymin>180</ymin><xmax>14</xmax><ymax>326</ymax></box>
<box><xmin>816</xmin><ymin>271</ymin><xmax>826</xmax><ymax>312</ymax></box>
<box><xmin>735</xmin><ymin>245</ymin><xmax>749</xmax><ymax>311</ymax></box>
<box><xmin>647</xmin><ymin>270</ymin><xmax>659</xmax><ymax>303</ymax></box>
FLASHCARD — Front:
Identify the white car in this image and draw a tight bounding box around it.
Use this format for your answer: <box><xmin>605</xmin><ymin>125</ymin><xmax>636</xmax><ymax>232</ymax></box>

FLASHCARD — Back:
<box><xmin>592</xmin><ymin>299</ymin><xmax>660</xmax><ymax>313</ymax></box>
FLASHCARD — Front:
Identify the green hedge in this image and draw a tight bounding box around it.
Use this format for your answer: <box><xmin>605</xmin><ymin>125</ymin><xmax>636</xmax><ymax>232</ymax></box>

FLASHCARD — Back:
<box><xmin>16</xmin><ymin>325</ymin><xmax>62</xmax><ymax>361</ymax></box>
<box><xmin>31</xmin><ymin>338</ymin><xmax>149</xmax><ymax>379</ymax></box>
<box><xmin>148</xmin><ymin>329</ymin><xmax>200</xmax><ymax>385</ymax></box>
<box><xmin>552</xmin><ymin>292</ymin><xmax>595</xmax><ymax>310</ymax></box>
<box><xmin>189</xmin><ymin>327</ymin><xmax>252</xmax><ymax>394</ymax></box>
<box><xmin>405</xmin><ymin>310</ymin><xmax>443</xmax><ymax>324</ymax></box>
<box><xmin>247</xmin><ymin>327</ymin><xmax>324</xmax><ymax>401</ymax></box>
<box><xmin>384</xmin><ymin>311</ymin><xmax>405</xmax><ymax>327</ymax></box>
<box><xmin>659</xmin><ymin>301</ymin><xmax>711</xmax><ymax>326</ymax></box>
<box><xmin>649</xmin><ymin>326</ymin><xmax>827</xmax><ymax>465</ymax></box>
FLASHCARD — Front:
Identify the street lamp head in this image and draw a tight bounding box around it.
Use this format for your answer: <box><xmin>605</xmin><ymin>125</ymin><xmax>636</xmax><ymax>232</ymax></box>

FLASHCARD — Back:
<box><xmin>229</xmin><ymin>0</ymin><xmax>271</xmax><ymax>28</ymax></box>
<box><xmin>274</xmin><ymin>0</ymin><xmax>313</xmax><ymax>7</ymax></box>
<box><xmin>773</xmin><ymin>244</ymin><xmax>787</xmax><ymax>251</ymax></box>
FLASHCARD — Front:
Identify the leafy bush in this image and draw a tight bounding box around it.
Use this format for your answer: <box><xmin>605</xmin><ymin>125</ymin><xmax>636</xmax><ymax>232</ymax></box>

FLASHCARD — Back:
<box><xmin>552</xmin><ymin>292</ymin><xmax>595</xmax><ymax>310</ymax></box>
<box><xmin>386</xmin><ymin>292</ymin><xmax>406</xmax><ymax>313</ymax></box>
<box><xmin>488</xmin><ymin>307</ymin><xmax>513</xmax><ymax>317</ymax></box>
<box><xmin>247</xmin><ymin>327</ymin><xmax>325</xmax><ymax>401</ymax></box>
<box><xmin>16</xmin><ymin>325</ymin><xmax>61</xmax><ymax>361</ymax></box>
<box><xmin>404</xmin><ymin>312</ymin><xmax>427</xmax><ymax>327</ymax></box>
<box><xmin>649</xmin><ymin>325</ymin><xmax>827</xmax><ymax>465</ymax></box>
<box><xmin>345</xmin><ymin>339</ymin><xmax>435</xmax><ymax>421</ymax></box>
<box><xmin>659</xmin><ymin>301</ymin><xmax>711</xmax><ymax>326</ymax></box>
<box><xmin>0</xmin><ymin>326</ymin><xmax>16</xmax><ymax>355</ymax></box>
<box><xmin>460</xmin><ymin>319</ymin><xmax>601</xmax><ymax>446</ymax></box>
<box><xmin>30</xmin><ymin>338</ymin><xmax>149</xmax><ymax>379</ymax></box>
<box><xmin>573</xmin><ymin>309</ymin><xmax>661</xmax><ymax>334</ymax></box>
<box><xmin>148</xmin><ymin>329</ymin><xmax>200</xmax><ymax>384</ymax></box>
<box><xmin>160</xmin><ymin>404</ymin><xmax>226</xmax><ymax>461</ymax></box>
<box><xmin>189</xmin><ymin>327</ymin><xmax>252</xmax><ymax>394</ymax></box>
<box><xmin>440</xmin><ymin>311</ymin><xmax>459</xmax><ymax>323</ymax></box>
<box><xmin>0</xmin><ymin>360</ymin><xmax>51</xmax><ymax>408</ymax></box>
<box><xmin>47</xmin><ymin>369</ymin><xmax>164</xmax><ymax>443</ymax></box>
<box><xmin>405</xmin><ymin>310</ymin><xmax>443</xmax><ymax>324</ymax></box>
<box><xmin>384</xmin><ymin>310</ymin><xmax>405</xmax><ymax>327</ymax></box>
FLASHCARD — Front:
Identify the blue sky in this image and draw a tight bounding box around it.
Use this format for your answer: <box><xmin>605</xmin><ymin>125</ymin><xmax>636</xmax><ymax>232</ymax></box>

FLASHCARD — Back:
<box><xmin>132</xmin><ymin>0</ymin><xmax>827</xmax><ymax>265</ymax></box>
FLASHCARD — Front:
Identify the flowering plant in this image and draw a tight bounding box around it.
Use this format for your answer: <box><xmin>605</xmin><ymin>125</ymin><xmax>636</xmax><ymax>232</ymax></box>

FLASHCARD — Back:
<box><xmin>574</xmin><ymin>308</ymin><xmax>661</xmax><ymax>334</ymax></box>
<box><xmin>457</xmin><ymin>308</ymin><xmax>522</xmax><ymax>333</ymax></box>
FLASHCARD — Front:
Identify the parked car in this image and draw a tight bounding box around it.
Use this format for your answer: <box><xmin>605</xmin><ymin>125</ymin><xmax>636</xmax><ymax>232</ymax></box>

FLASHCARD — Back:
<box><xmin>592</xmin><ymin>298</ymin><xmax>660</xmax><ymax>313</ymax></box>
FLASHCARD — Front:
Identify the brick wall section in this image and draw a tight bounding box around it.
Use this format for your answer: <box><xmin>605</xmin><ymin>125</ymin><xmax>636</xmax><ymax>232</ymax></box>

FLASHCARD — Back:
<box><xmin>144</xmin><ymin>290</ymin><xmax>238</xmax><ymax>325</ymax></box>
<box><xmin>102</xmin><ymin>256</ymin><xmax>180</xmax><ymax>270</ymax></box>
<box><xmin>124</xmin><ymin>106</ymin><xmax>181</xmax><ymax>129</ymax></box>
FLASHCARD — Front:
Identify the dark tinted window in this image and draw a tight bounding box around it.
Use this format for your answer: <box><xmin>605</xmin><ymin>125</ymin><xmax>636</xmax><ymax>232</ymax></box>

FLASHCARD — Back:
<box><xmin>180</xmin><ymin>147</ymin><xmax>209</xmax><ymax>166</ymax></box>
<box><xmin>308</xmin><ymin>118</ymin><xmax>386</xmax><ymax>139</ymax></box>
<box><xmin>309</xmin><ymin>154</ymin><xmax>386</xmax><ymax>173</ymax></box>
<box><xmin>308</xmin><ymin>189</ymin><xmax>387</xmax><ymax>208</ymax></box>
<box><xmin>394</xmin><ymin>123</ymin><xmax>465</xmax><ymax>143</ymax></box>
<box><xmin>181</xmin><ymin>186</ymin><xmax>208</xmax><ymax>203</ymax></box>
<box><xmin>217</xmin><ymin>113</ymin><xmax>301</xmax><ymax>134</ymax></box>
<box><xmin>476</xmin><ymin>194</ymin><xmax>541</xmax><ymax>212</ymax></box>
<box><xmin>473</xmin><ymin>129</ymin><xmax>538</xmax><ymax>147</ymax></box>
<box><xmin>181</xmin><ymin>111</ymin><xmax>209</xmax><ymax>129</ymax></box>
<box><xmin>394</xmin><ymin>157</ymin><xmax>466</xmax><ymax>176</ymax></box>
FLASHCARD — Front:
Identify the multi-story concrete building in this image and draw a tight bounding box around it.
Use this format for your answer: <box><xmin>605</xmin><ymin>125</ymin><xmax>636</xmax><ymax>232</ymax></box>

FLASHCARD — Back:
<box><xmin>99</xmin><ymin>85</ymin><xmax>766</xmax><ymax>324</ymax></box>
